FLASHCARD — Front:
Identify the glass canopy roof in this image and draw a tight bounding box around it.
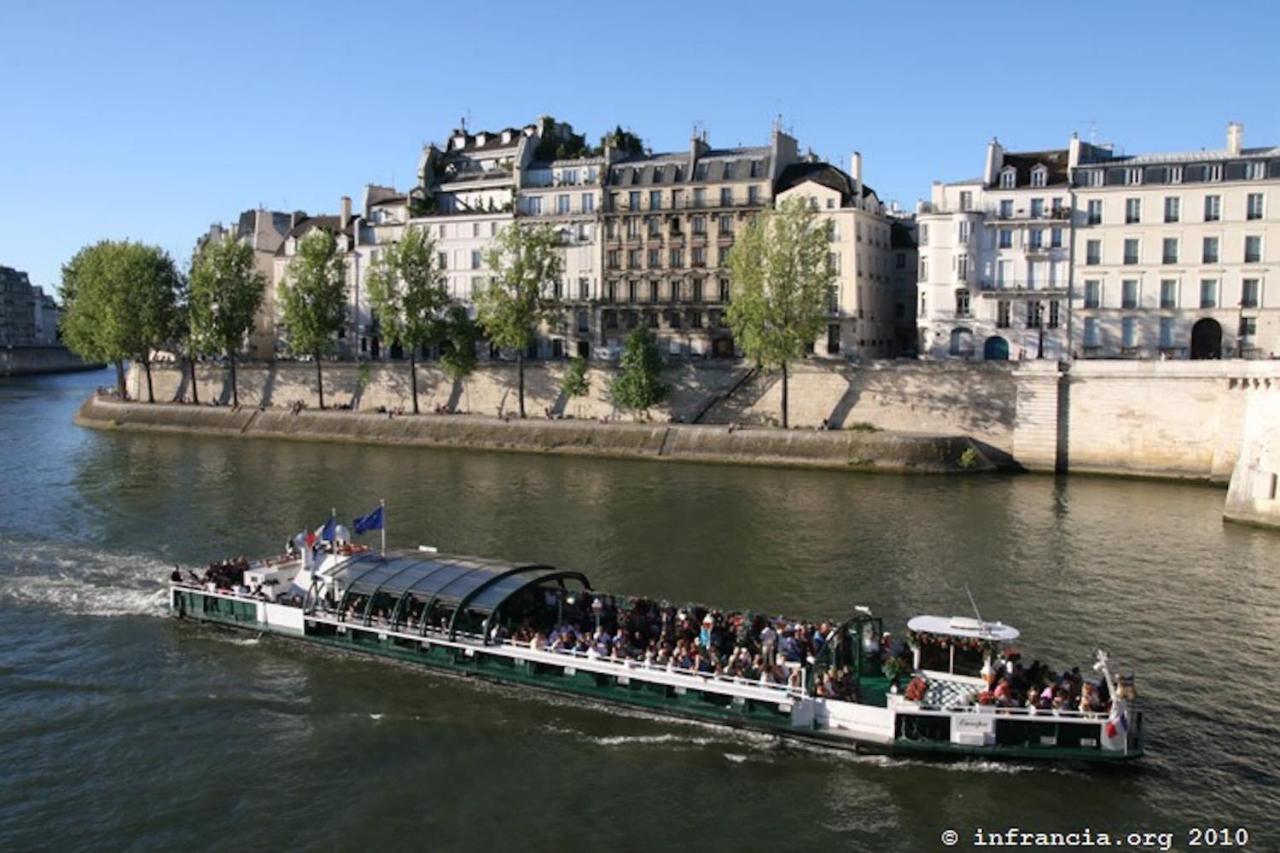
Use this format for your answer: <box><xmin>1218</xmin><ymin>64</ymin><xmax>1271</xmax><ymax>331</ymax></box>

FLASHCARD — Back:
<box><xmin>322</xmin><ymin>551</ymin><xmax>591</xmax><ymax>637</ymax></box>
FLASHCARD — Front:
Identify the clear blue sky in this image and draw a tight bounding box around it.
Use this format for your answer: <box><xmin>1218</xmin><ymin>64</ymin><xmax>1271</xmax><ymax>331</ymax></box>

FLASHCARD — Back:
<box><xmin>3</xmin><ymin>0</ymin><xmax>1278</xmax><ymax>292</ymax></box>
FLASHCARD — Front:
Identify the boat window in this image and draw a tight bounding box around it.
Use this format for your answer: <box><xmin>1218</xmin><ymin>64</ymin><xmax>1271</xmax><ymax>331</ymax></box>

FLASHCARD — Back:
<box><xmin>919</xmin><ymin>637</ymin><xmax>951</xmax><ymax>672</ymax></box>
<box><xmin>953</xmin><ymin>642</ymin><xmax>985</xmax><ymax>678</ymax></box>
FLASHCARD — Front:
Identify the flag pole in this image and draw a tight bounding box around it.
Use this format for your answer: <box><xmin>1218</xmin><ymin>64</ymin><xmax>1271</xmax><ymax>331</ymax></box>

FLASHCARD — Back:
<box><xmin>380</xmin><ymin>498</ymin><xmax>386</xmax><ymax>557</ymax></box>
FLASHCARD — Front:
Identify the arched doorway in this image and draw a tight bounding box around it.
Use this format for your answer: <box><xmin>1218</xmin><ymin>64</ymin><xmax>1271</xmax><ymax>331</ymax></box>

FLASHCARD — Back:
<box><xmin>1190</xmin><ymin>318</ymin><xmax>1222</xmax><ymax>360</ymax></box>
<box><xmin>983</xmin><ymin>336</ymin><xmax>1010</xmax><ymax>361</ymax></box>
<box><xmin>949</xmin><ymin>327</ymin><xmax>974</xmax><ymax>357</ymax></box>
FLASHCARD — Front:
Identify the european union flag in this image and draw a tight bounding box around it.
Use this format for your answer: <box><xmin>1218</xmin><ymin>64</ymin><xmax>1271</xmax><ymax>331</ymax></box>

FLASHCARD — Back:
<box><xmin>320</xmin><ymin>516</ymin><xmax>337</xmax><ymax>542</ymax></box>
<box><xmin>353</xmin><ymin>505</ymin><xmax>384</xmax><ymax>535</ymax></box>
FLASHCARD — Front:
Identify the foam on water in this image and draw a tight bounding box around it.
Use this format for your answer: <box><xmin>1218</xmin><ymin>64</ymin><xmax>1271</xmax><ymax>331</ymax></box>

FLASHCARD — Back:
<box><xmin>0</xmin><ymin>537</ymin><xmax>170</xmax><ymax>617</ymax></box>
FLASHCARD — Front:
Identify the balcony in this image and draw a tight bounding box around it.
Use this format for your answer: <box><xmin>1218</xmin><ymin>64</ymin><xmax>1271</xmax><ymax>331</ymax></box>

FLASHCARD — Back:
<box><xmin>990</xmin><ymin>206</ymin><xmax>1072</xmax><ymax>222</ymax></box>
<box><xmin>977</xmin><ymin>280</ymin><xmax>1068</xmax><ymax>296</ymax></box>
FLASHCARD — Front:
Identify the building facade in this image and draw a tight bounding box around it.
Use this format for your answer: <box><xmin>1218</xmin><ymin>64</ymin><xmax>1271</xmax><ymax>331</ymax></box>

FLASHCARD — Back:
<box><xmin>1071</xmin><ymin>123</ymin><xmax>1280</xmax><ymax>359</ymax></box>
<box><xmin>916</xmin><ymin>140</ymin><xmax>1072</xmax><ymax>361</ymax></box>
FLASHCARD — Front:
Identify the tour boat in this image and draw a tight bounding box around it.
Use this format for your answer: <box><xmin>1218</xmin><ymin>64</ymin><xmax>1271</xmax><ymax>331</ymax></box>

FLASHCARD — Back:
<box><xmin>169</xmin><ymin>521</ymin><xmax>1143</xmax><ymax>764</ymax></box>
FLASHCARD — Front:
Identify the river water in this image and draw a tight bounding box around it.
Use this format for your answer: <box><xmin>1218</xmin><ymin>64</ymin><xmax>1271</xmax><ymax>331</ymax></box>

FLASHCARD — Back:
<box><xmin>1</xmin><ymin>370</ymin><xmax>1278</xmax><ymax>852</ymax></box>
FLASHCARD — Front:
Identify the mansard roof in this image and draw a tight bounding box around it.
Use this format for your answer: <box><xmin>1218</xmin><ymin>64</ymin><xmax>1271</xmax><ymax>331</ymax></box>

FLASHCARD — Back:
<box><xmin>774</xmin><ymin>162</ymin><xmax>876</xmax><ymax>203</ymax></box>
<box><xmin>994</xmin><ymin>149</ymin><xmax>1070</xmax><ymax>188</ymax></box>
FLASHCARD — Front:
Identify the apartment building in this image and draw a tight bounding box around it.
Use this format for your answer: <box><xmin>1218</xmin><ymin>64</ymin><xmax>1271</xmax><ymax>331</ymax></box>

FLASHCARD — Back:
<box><xmin>889</xmin><ymin>215</ymin><xmax>919</xmax><ymax>356</ymax></box>
<box><xmin>598</xmin><ymin>126</ymin><xmax>799</xmax><ymax>357</ymax></box>
<box><xmin>773</xmin><ymin>154</ymin><xmax>898</xmax><ymax>359</ymax></box>
<box><xmin>917</xmin><ymin>140</ymin><xmax>1072</xmax><ymax>360</ymax></box>
<box><xmin>1072</xmin><ymin>123</ymin><xmax>1280</xmax><ymax>359</ymax></box>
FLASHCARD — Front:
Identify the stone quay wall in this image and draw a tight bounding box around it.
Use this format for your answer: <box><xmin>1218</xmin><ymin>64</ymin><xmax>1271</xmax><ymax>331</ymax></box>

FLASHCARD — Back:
<box><xmin>1</xmin><ymin>345</ymin><xmax>103</xmax><ymax>377</ymax></box>
<box><xmin>118</xmin><ymin>357</ymin><xmax>1280</xmax><ymax>492</ymax></box>
<box><xmin>76</xmin><ymin>396</ymin><xmax>991</xmax><ymax>476</ymax></box>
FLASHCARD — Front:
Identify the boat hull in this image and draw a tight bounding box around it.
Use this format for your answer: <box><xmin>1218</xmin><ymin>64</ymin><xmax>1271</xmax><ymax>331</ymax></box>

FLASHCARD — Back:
<box><xmin>171</xmin><ymin>587</ymin><xmax>1141</xmax><ymax>765</ymax></box>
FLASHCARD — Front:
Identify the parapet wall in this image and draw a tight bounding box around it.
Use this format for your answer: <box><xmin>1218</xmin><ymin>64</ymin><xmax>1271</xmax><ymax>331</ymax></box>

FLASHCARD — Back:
<box><xmin>76</xmin><ymin>396</ymin><xmax>989</xmax><ymax>475</ymax></box>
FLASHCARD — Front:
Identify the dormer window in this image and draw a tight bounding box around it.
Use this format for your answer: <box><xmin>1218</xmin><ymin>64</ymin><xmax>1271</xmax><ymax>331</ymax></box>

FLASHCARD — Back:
<box><xmin>1030</xmin><ymin>165</ymin><xmax>1047</xmax><ymax>188</ymax></box>
<box><xmin>999</xmin><ymin>167</ymin><xmax>1016</xmax><ymax>189</ymax></box>
<box><xmin>1169</xmin><ymin>166</ymin><xmax>1183</xmax><ymax>184</ymax></box>
<box><xmin>1126</xmin><ymin>168</ymin><xmax>1143</xmax><ymax>186</ymax></box>
<box><xmin>1208</xmin><ymin>163</ymin><xmax>1223</xmax><ymax>182</ymax></box>
<box><xmin>723</xmin><ymin>162</ymin><xmax>735</xmax><ymax>180</ymax></box>
<box><xmin>653</xmin><ymin>167</ymin><xmax>664</xmax><ymax>184</ymax></box>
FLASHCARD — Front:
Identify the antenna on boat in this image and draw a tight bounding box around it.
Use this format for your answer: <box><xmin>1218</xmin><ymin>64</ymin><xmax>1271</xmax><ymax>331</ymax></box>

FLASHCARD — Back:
<box><xmin>380</xmin><ymin>498</ymin><xmax>386</xmax><ymax>557</ymax></box>
<box><xmin>965</xmin><ymin>585</ymin><xmax>983</xmax><ymax>623</ymax></box>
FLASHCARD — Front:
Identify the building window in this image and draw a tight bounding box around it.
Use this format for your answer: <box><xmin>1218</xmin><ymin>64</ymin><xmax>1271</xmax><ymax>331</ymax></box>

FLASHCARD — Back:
<box><xmin>1200</xmin><ymin>279</ymin><xmax>1218</xmax><ymax>308</ymax></box>
<box><xmin>1122</xmin><ymin>316</ymin><xmax>1138</xmax><ymax>348</ymax></box>
<box><xmin>1084</xmin><ymin>280</ymin><xmax>1101</xmax><ymax>309</ymax></box>
<box><xmin>1086</xmin><ymin>199</ymin><xmax>1103</xmax><ymax>225</ymax></box>
<box><xmin>605</xmin><ymin>281</ymin><xmax>617</xmax><ymax>303</ymax></box>
<box><xmin>437</xmin><ymin>251</ymin><xmax>448</xmax><ymax>270</ymax></box>
<box><xmin>956</xmin><ymin>255</ymin><xmax>968</xmax><ymax>281</ymax></box>
<box><xmin>556</xmin><ymin>194</ymin><xmax>570</xmax><ymax>215</ymax></box>
<box><xmin>919</xmin><ymin>258</ymin><xmax>928</xmax><ymax>281</ymax></box>
<box><xmin>996</xmin><ymin>300</ymin><xmax>1011</xmax><ymax>328</ymax></box>
<box><xmin>582</xmin><ymin>194</ymin><xmax>594</xmax><ymax>213</ymax></box>
<box><xmin>1245</xmin><ymin>235</ymin><xmax>1262</xmax><ymax>264</ymax></box>
<box><xmin>692</xmin><ymin>188</ymin><xmax>705</xmax><ymax>208</ymax></box>
<box><xmin>1240</xmin><ymin>316</ymin><xmax>1257</xmax><ymax>340</ymax></box>
<box><xmin>628</xmin><ymin>191</ymin><xmax>640</xmax><ymax>210</ymax></box>
<box><xmin>1205</xmin><ymin>195</ymin><xmax>1221</xmax><ymax>222</ymax></box>
<box><xmin>1030</xmin><ymin>198</ymin><xmax>1045</xmax><ymax>219</ymax></box>
<box><xmin>1084</xmin><ymin>317</ymin><xmax>1100</xmax><ymax>347</ymax></box>
<box><xmin>648</xmin><ymin>217</ymin><xmax>661</xmax><ymax>238</ymax></box>
<box><xmin>470</xmin><ymin>250</ymin><xmax>482</xmax><ymax>270</ymax></box>
<box><xmin>1164</xmin><ymin>196</ymin><xmax>1180</xmax><ymax>223</ymax></box>
<box><xmin>648</xmin><ymin>248</ymin><xmax>661</xmax><ymax>269</ymax></box>
<box><xmin>957</xmin><ymin>220</ymin><xmax>971</xmax><ymax>243</ymax></box>
<box><xmin>691</xmin><ymin>278</ymin><xmax>704</xmax><ymax>304</ymax></box>
<box><xmin>1122</xmin><ymin>280</ymin><xmax>1139</xmax><ymax>309</ymax></box>
<box><xmin>527</xmin><ymin>197</ymin><xmax>543</xmax><ymax>215</ymax></box>
<box><xmin>1169</xmin><ymin>166</ymin><xmax>1183</xmax><ymax>184</ymax></box>
<box><xmin>1085</xmin><ymin>240</ymin><xmax>1101</xmax><ymax>266</ymax></box>
<box><xmin>717</xmin><ymin>247</ymin><xmax>730</xmax><ymax>266</ymax></box>
<box><xmin>1160</xmin><ymin>279</ymin><xmax>1178</xmax><ymax>309</ymax></box>
<box><xmin>1203</xmin><ymin>236</ymin><xmax>1219</xmax><ymax>264</ymax></box>
<box><xmin>998</xmin><ymin>228</ymin><xmax>1012</xmax><ymax>249</ymax></box>
<box><xmin>1048</xmin><ymin>300</ymin><xmax>1061</xmax><ymax>328</ymax></box>
<box><xmin>1208</xmin><ymin>164</ymin><xmax>1223</xmax><ymax>182</ymax></box>
<box><xmin>1051</xmin><ymin>227</ymin><xmax>1063</xmax><ymax>248</ymax></box>
<box><xmin>1125</xmin><ymin>198</ymin><xmax>1141</xmax><ymax>223</ymax></box>
<box><xmin>649</xmin><ymin>280</ymin><xmax>660</xmax><ymax>303</ymax></box>
<box><xmin>1247</xmin><ymin>192</ymin><xmax>1264</xmax><ymax>220</ymax></box>
<box><xmin>999</xmin><ymin>199</ymin><xmax>1014</xmax><ymax>219</ymax></box>
<box><xmin>918</xmin><ymin>224</ymin><xmax>928</xmax><ymax>246</ymax></box>
<box><xmin>627</xmin><ymin>280</ymin><xmax>638</xmax><ymax>303</ymax></box>
<box><xmin>1160</xmin><ymin>317</ymin><xmax>1175</xmax><ymax>348</ymax></box>
<box><xmin>626</xmin><ymin>218</ymin><xmax>640</xmax><ymax>239</ymax></box>
<box><xmin>1000</xmin><ymin>169</ymin><xmax>1015</xmax><ymax>189</ymax></box>
<box><xmin>628</xmin><ymin>249</ymin><xmax>642</xmax><ymax>269</ymax></box>
<box><xmin>1031</xmin><ymin>167</ymin><xmax>1047</xmax><ymax>187</ymax></box>
<box><xmin>720</xmin><ymin>187</ymin><xmax>732</xmax><ymax>206</ymax></box>
<box><xmin>719</xmin><ymin>214</ymin><xmax>733</xmax><ymax>236</ymax></box>
<box><xmin>1027</xmin><ymin>300</ymin><xmax>1043</xmax><ymax>328</ymax></box>
<box><xmin>553</xmin><ymin>278</ymin><xmax>564</xmax><ymax>300</ymax></box>
<box><xmin>1126</xmin><ymin>168</ymin><xmax>1143</xmax><ymax>186</ymax></box>
<box><xmin>646</xmin><ymin>310</ymin><xmax>658</xmax><ymax>328</ymax></box>
<box><xmin>649</xmin><ymin>190</ymin><xmax>662</xmax><ymax>211</ymax></box>
<box><xmin>747</xmin><ymin>186</ymin><xmax>760</xmax><ymax>205</ymax></box>
<box><xmin>828</xmin><ymin>251</ymin><xmax>841</xmax><ymax>274</ymax></box>
<box><xmin>1246</xmin><ymin>161</ymin><xmax>1265</xmax><ymax>181</ymax></box>
<box><xmin>692</xmin><ymin>216</ymin><xmax>706</xmax><ymax>235</ymax></box>
<box><xmin>1123</xmin><ymin>238</ymin><xmax>1139</xmax><ymax>265</ymax></box>
<box><xmin>1162</xmin><ymin>238</ymin><xmax>1178</xmax><ymax>265</ymax></box>
<box><xmin>669</xmin><ymin>248</ymin><xmax>683</xmax><ymax>267</ymax></box>
<box><xmin>896</xmin><ymin>252</ymin><xmax>906</xmax><ymax>269</ymax></box>
<box><xmin>603</xmin><ymin>310</ymin><xmax>617</xmax><ymax>329</ymax></box>
<box><xmin>607</xmin><ymin>250</ymin><xmax>620</xmax><ymax>269</ymax></box>
<box><xmin>692</xmin><ymin>247</ymin><xmax>706</xmax><ymax>268</ymax></box>
<box><xmin>959</xmin><ymin>191</ymin><xmax>973</xmax><ymax>211</ymax></box>
<box><xmin>579</xmin><ymin>278</ymin><xmax>590</xmax><ymax>301</ymax></box>
<box><xmin>955</xmin><ymin>289</ymin><xmax>970</xmax><ymax>318</ymax></box>
<box><xmin>1028</xmin><ymin>230</ymin><xmax>1043</xmax><ymax>249</ymax></box>
<box><xmin>1242</xmin><ymin>278</ymin><xmax>1260</xmax><ymax>308</ymax></box>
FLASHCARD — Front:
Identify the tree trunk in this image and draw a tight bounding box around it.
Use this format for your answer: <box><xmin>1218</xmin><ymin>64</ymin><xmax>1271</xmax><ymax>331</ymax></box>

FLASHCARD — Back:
<box><xmin>143</xmin><ymin>359</ymin><xmax>155</xmax><ymax>404</ymax></box>
<box><xmin>315</xmin><ymin>352</ymin><xmax>325</xmax><ymax>409</ymax></box>
<box><xmin>410</xmin><ymin>352</ymin><xmax>419</xmax><ymax>414</ymax></box>
<box><xmin>230</xmin><ymin>352</ymin><xmax>239</xmax><ymax>408</ymax></box>
<box><xmin>781</xmin><ymin>361</ymin><xmax>789</xmax><ymax>429</ymax></box>
<box><xmin>116</xmin><ymin>360</ymin><xmax>128</xmax><ymax>400</ymax></box>
<box><xmin>517</xmin><ymin>350</ymin><xmax>526</xmax><ymax>418</ymax></box>
<box><xmin>190</xmin><ymin>356</ymin><xmax>200</xmax><ymax>405</ymax></box>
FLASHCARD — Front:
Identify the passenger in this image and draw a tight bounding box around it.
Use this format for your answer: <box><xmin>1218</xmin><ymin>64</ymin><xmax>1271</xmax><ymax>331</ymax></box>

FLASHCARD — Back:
<box><xmin>759</xmin><ymin>620</ymin><xmax>778</xmax><ymax>667</ymax></box>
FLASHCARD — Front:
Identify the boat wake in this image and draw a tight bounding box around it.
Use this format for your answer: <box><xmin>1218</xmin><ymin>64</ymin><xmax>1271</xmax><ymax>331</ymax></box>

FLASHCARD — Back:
<box><xmin>0</xmin><ymin>537</ymin><xmax>170</xmax><ymax>617</ymax></box>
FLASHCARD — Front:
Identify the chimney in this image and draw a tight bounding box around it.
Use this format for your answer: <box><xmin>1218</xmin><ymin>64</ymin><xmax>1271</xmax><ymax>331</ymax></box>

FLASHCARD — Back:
<box><xmin>984</xmin><ymin>137</ymin><xmax>1005</xmax><ymax>185</ymax></box>
<box><xmin>340</xmin><ymin>196</ymin><xmax>352</xmax><ymax>232</ymax></box>
<box><xmin>850</xmin><ymin>151</ymin><xmax>863</xmax><ymax>199</ymax></box>
<box><xmin>1227</xmin><ymin>121</ymin><xmax>1244</xmax><ymax>155</ymax></box>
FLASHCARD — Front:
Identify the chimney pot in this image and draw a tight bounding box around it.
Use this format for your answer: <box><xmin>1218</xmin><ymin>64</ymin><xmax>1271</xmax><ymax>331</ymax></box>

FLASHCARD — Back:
<box><xmin>340</xmin><ymin>196</ymin><xmax>352</xmax><ymax>232</ymax></box>
<box><xmin>1227</xmin><ymin>121</ymin><xmax>1244</xmax><ymax>155</ymax></box>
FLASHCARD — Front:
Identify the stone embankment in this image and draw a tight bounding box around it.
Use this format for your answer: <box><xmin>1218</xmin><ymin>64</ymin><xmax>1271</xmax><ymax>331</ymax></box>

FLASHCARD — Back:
<box><xmin>74</xmin><ymin>395</ymin><xmax>993</xmax><ymax>475</ymax></box>
<box><xmin>1</xmin><ymin>345</ymin><xmax>103</xmax><ymax>377</ymax></box>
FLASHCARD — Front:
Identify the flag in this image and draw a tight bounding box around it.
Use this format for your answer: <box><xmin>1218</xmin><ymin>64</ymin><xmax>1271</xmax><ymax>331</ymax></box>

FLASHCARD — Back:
<box><xmin>1105</xmin><ymin>709</ymin><xmax>1128</xmax><ymax>739</ymax></box>
<box><xmin>320</xmin><ymin>516</ymin><xmax>337</xmax><ymax>542</ymax></box>
<box><xmin>304</xmin><ymin>530</ymin><xmax>317</xmax><ymax>548</ymax></box>
<box><xmin>353</xmin><ymin>505</ymin><xmax>384</xmax><ymax>535</ymax></box>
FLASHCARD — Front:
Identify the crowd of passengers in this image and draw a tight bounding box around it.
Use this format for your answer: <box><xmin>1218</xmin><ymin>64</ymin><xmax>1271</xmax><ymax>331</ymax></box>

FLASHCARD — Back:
<box><xmin>908</xmin><ymin>632</ymin><xmax>1113</xmax><ymax>715</ymax></box>
<box><xmin>506</xmin><ymin>597</ymin><xmax>859</xmax><ymax>700</ymax></box>
<box><xmin>172</xmin><ymin>559</ymin><xmax>251</xmax><ymax>593</ymax></box>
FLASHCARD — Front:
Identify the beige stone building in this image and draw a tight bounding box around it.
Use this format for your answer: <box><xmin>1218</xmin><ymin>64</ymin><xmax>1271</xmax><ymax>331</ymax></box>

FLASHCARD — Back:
<box><xmin>1071</xmin><ymin>122</ymin><xmax>1280</xmax><ymax>359</ymax></box>
<box><xmin>774</xmin><ymin>154</ymin><xmax>898</xmax><ymax>359</ymax></box>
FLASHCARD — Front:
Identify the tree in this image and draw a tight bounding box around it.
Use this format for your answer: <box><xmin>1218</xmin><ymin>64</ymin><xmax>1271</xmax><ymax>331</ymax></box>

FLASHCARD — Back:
<box><xmin>561</xmin><ymin>355</ymin><xmax>590</xmax><ymax>417</ymax></box>
<box><xmin>278</xmin><ymin>229</ymin><xmax>347</xmax><ymax>409</ymax></box>
<box><xmin>172</xmin><ymin>284</ymin><xmax>201</xmax><ymax>405</ymax></box>
<box><xmin>475</xmin><ymin>222</ymin><xmax>563</xmax><ymax>418</ymax></box>
<box><xmin>366</xmin><ymin>226</ymin><xmax>448</xmax><ymax>414</ymax></box>
<box><xmin>439</xmin><ymin>304</ymin><xmax>478</xmax><ymax>411</ymax></box>
<box><xmin>61</xmin><ymin>240</ymin><xmax>181</xmax><ymax>403</ymax></box>
<box><xmin>189</xmin><ymin>236</ymin><xmax>265</xmax><ymax>407</ymax></box>
<box><xmin>609</xmin><ymin>326</ymin><xmax>666</xmax><ymax>414</ymax></box>
<box><xmin>725</xmin><ymin>196</ymin><xmax>835</xmax><ymax>428</ymax></box>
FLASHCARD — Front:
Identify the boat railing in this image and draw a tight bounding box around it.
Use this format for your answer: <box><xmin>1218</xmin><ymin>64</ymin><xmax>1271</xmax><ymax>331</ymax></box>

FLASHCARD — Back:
<box><xmin>492</xmin><ymin>637</ymin><xmax>809</xmax><ymax>700</ymax></box>
<box><xmin>900</xmin><ymin>697</ymin><xmax>1112</xmax><ymax>721</ymax></box>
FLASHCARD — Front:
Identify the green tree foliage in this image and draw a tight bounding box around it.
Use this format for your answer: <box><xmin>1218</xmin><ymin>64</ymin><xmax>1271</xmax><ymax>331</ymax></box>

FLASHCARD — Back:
<box><xmin>609</xmin><ymin>326</ymin><xmax>666</xmax><ymax>414</ymax></box>
<box><xmin>278</xmin><ymin>229</ymin><xmax>347</xmax><ymax>409</ymax></box>
<box><xmin>189</xmin><ymin>237</ymin><xmax>265</xmax><ymax>407</ymax></box>
<box><xmin>366</xmin><ymin>226</ymin><xmax>448</xmax><ymax>414</ymax></box>
<box><xmin>725</xmin><ymin>196</ymin><xmax>835</xmax><ymax>428</ymax></box>
<box><xmin>60</xmin><ymin>240</ymin><xmax>181</xmax><ymax>402</ymax></box>
<box><xmin>561</xmin><ymin>356</ymin><xmax>589</xmax><ymax>399</ymax></box>
<box><xmin>600</xmin><ymin>125</ymin><xmax>645</xmax><ymax>157</ymax></box>
<box><xmin>439</xmin><ymin>304</ymin><xmax>478</xmax><ymax>411</ymax></box>
<box><xmin>475</xmin><ymin>222</ymin><xmax>563</xmax><ymax>417</ymax></box>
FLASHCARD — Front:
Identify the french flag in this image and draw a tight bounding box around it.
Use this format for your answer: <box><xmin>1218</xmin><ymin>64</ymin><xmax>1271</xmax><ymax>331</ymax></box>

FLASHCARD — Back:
<box><xmin>1105</xmin><ymin>710</ymin><xmax>1129</xmax><ymax>739</ymax></box>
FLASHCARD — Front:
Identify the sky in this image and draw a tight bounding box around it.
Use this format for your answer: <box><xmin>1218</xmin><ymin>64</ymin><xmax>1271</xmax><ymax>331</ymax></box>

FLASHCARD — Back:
<box><xmin>3</xmin><ymin>0</ymin><xmax>1278</xmax><ymax>292</ymax></box>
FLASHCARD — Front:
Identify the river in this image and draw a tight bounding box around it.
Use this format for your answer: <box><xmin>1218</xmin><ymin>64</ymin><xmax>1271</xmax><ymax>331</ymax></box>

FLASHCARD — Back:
<box><xmin>1</xmin><ymin>370</ymin><xmax>1278</xmax><ymax>852</ymax></box>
